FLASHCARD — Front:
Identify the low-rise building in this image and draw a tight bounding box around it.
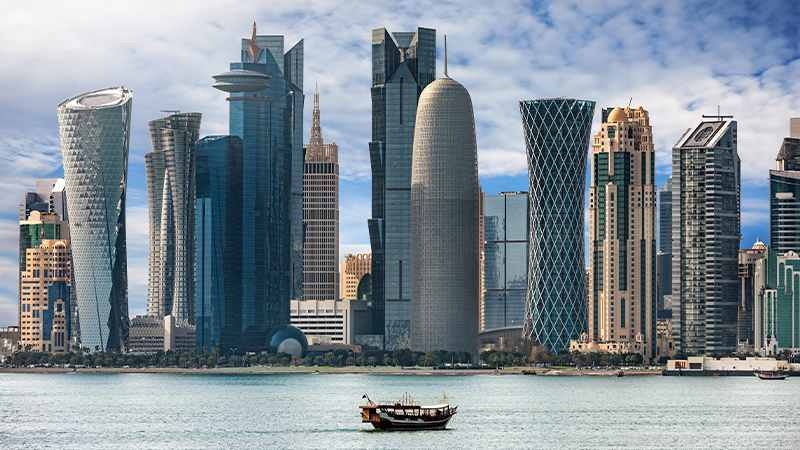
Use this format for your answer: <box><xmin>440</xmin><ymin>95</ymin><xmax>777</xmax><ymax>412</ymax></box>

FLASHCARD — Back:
<box><xmin>127</xmin><ymin>315</ymin><xmax>195</xmax><ymax>353</ymax></box>
<box><xmin>665</xmin><ymin>356</ymin><xmax>791</xmax><ymax>375</ymax></box>
<box><xmin>570</xmin><ymin>333</ymin><xmax>646</xmax><ymax>355</ymax></box>
<box><xmin>290</xmin><ymin>299</ymin><xmax>371</xmax><ymax>345</ymax></box>
<box><xmin>0</xmin><ymin>326</ymin><xmax>20</xmax><ymax>362</ymax></box>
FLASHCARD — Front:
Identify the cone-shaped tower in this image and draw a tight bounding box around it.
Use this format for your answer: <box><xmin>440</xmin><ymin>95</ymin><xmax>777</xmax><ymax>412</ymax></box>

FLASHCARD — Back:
<box><xmin>410</xmin><ymin>45</ymin><xmax>479</xmax><ymax>353</ymax></box>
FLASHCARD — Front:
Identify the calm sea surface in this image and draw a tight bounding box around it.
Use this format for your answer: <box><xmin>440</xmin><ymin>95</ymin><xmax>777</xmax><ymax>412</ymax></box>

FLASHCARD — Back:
<box><xmin>1</xmin><ymin>373</ymin><xmax>799</xmax><ymax>449</ymax></box>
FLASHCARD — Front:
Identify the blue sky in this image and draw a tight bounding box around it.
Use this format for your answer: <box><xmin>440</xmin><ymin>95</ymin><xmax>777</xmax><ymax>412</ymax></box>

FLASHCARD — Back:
<box><xmin>0</xmin><ymin>0</ymin><xmax>798</xmax><ymax>325</ymax></box>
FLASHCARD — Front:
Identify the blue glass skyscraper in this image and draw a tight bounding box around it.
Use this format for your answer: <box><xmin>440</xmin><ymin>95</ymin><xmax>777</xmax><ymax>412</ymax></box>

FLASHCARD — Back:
<box><xmin>195</xmin><ymin>136</ymin><xmax>243</xmax><ymax>351</ymax></box>
<box><xmin>482</xmin><ymin>192</ymin><xmax>528</xmax><ymax>332</ymax></box>
<box><xmin>368</xmin><ymin>27</ymin><xmax>436</xmax><ymax>349</ymax></box>
<box><xmin>212</xmin><ymin>23</ymin><xmax>303</xmax><ymax>350</ymax></box>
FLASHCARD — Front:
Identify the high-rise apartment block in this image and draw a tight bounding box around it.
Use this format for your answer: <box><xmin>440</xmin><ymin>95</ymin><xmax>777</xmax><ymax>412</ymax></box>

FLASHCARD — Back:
<box><xmin>521</xmin><ymin>98</ymin><xmax>595</xmax><ymax>354</ymax></box>
<box><xmin>481</xmin><ymin>192</ymin><xmax>528</xmax><ymax>332</ymax></box>
<box><xmin>586</xmin><ymin>106</ymin><xmax>656</xmax><ymax>358</ymax></box>
<box><xmin>341</xmin><ymin>253</ymin><xmax>371</xmax><ymax>300</ymax></box>
<box><xmin>738</xmin><ymin>242</ymin><xmax>766</xmax><ymax>352</ymax></box>
<box><xmin>57</xmin><ymin>86</ymin><xmax>131</xmax><ymax>352</ymax></box>
<box><xmin>368</xmin><ymin>27</ymin><xmax>436</xmax><ymax>349</ymax></box>
<box><xmin>145</xmin><ymin>112</ymin><xmax>201</xmax><ymax>323</ymax></box>
<box><xmin>671</xmin><ymin>117</ymin><xmax>740</xmax><ymax>356</ymax></box>
<box><xmin>770</xmin><ymin>121</ymin><xmax>800</xmax><ymax>255</ymax></box>
<box><xmin>657</xmin><ymin>178</ymin><xmax>673</xmax><ymax>312</ymax></box>
<box><xmin>212</xmin><ymin>24</ymin><xmax>303</xmax><ymax>349</ymax></box>
<box><xmin>303</xmin><ymin>88</ymin><xmax>339</xmax><ymax>301</ymax></box>
<box><xmin>19</xmin><ymin>238</ymin><xmax>73</xmax><ymax>352</ymax></box>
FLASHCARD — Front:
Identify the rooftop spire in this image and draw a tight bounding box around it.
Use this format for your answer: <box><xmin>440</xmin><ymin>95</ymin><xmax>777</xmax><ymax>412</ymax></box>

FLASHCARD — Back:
<box><xmin>309</xmin><ymin>82</ymin><xmax>323</xmax><ymax>149</ymax></box>
<box><xmin>444</xmin><ymin>34</ymin><xmax>448</xmax><ymax>78</ymax></box>
<box><xmin>247</xmin><ymin>21</ymin><xmax>260</xmax><ymax>62</ymax></box>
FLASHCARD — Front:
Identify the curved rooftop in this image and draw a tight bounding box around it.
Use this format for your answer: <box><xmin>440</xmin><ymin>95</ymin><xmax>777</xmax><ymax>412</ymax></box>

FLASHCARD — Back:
<box><xmin>212</xmin><ymin>69</ymin><xmax>270</xmax><ymax>93</ymax></box>
<box><xmin>59</xmin><ymin>86</ymin><xmax>132</xmax><ymax>110</ymax></box>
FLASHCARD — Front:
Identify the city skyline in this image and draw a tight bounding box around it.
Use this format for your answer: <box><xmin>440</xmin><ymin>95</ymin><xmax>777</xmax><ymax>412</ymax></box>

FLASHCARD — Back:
<box><xmin>0</xmin><ymin>1</ymin><xmax>799</xmax><ymax>324</ymax></box>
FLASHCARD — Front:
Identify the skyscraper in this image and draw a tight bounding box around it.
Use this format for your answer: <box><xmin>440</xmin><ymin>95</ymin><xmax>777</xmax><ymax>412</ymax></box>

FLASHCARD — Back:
<box><xmin>520</xmin><ymin>98</ymin><xmax>595</xmax><ymax>354</ymax></box>
<box><xmin>770</xmin><ymin>121</ymin><xmax>800</xmax><ymax>255</ymax></box>
<box><xmin>586</xmin><ymin>106</ymin><xmax>656</xmax><ymax>358</ymax></box>
<box><xmin>19</xmin><ymin>239</ymin><xmax>73</xmax><ymax>352</ymax></box>
<box><xmin>671</xmin><ymin>117</ymin><xmax>740</xmax><ymax>356</ymax></box>
<box><xmin>368</xmin><ymin>27</ymin><xmax>436</xmax><ymax>349</ymax></box>
<box><xmin>145</xmin><ymin>112</ymin><xmax>201</xmax><ymax>322</ymax></box>
<box><xmin>57</xmin><ymin>86</ymin><xmax>131</xmax><ymax>352</ymax></box>
<box><xmin>194</xmin><ymin>136</ymin><xmax>243</xmax><ymax>351</ymax></box>
<box><xmin>410</xmin><ymin>64</ymin><xmax>479</xmax><ymax>354</ymax></box>
<box><xmin>20</xmin><ymin>179</ymin><xmax>67</xmax><ymax>222</ymax></box>
<box><xmin>754</xmin><ymin>248</ymin><xmax>800</xmax><ymax>353</ymax></box>
<box><xmin>212</xmin><ymin>24</ymin><xmax>303</xmax><ymax>349</ymax></box>
<box><xmin>738</xmin><ymin>241</ymin><xmax>766</xmax><ymax>351</ymax></box>
<box><xmin>482</xmin><ymin>192</ymin><xmax>528</xmax><ymax>332</ymax></box>
<box><xmin>303</xmin><ymin>87</ymin><xmax>339</xmax><ymax>301</ymax></box>
<box><xmin>657</xmin><ymin>178</ymin><xmax>673</xmax><ymax>312</ymax></box>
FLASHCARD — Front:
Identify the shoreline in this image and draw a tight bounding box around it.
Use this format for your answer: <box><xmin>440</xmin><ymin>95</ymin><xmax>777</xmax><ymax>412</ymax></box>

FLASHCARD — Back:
<box><xmin>0</xmin><ymin>366</ymin><xmax>663</xmax><ymax>376</ymax></box>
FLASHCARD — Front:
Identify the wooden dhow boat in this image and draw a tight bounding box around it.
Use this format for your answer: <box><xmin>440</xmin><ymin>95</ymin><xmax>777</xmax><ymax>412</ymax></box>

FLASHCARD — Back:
<box><xmin>755</xmin><ymin>370</ymin><xmax>788</xmax><ymax>380</ymax></box>
<box><xmin>360</xmin><ymin>393</ymin><xmax>457</xmax><ymax>431</ymax></box>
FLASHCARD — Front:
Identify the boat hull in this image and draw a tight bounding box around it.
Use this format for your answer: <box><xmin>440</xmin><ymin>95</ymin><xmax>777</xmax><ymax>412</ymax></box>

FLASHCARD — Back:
<box><xmin>369</xmin><ymin>413</ymin><xmax>454</xmax><ymax>431</ymax></box>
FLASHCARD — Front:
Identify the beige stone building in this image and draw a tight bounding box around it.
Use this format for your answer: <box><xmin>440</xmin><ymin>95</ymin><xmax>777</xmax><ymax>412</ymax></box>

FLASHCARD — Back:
<box><xmin>341</xmin><ymin>253</ymin><xmax>371</xmax><ymax>300</ymax></box>
<box><xmin>303</xmin><ymin>87</ymin><xmax>339</xmax><ymax>301</ymax></box>
<box><xmin>583</xmin><ymin>106</ymin><xmax>656</xmax><ymax>358</ymax></box>
<box><xmin>19</xmin><ymin>239</ymin><xmax>73</xmax><ymax>352</ymax></box>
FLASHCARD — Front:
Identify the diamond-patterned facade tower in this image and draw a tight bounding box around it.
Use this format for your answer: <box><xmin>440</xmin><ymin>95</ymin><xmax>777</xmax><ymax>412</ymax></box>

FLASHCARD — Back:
<box><xmin>57</xmin><ymin>87</ymin><xmax>132</xmax><ymax>352</ymax></box>
<box><xmin>520</xmin><ymin>98</ymin><xmax>595</xmax><ymax>353</ymax></box>
<box><xmin>145</xmin><ymin>112</ymin><xmax>202</xmax><ymax>323</ymax></box>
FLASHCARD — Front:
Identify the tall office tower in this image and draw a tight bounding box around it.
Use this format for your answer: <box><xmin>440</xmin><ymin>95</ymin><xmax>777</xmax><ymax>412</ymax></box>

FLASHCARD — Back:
<box><xmin>791</xmin><ymin>118</ymin><xmax>800</xmax><ymax>138</ymax></box>
<box><xmin>737</xmin><ymin>241</ymin><xmax>766</xmax><ymax>351</ymax></box>
<box><xmin>302</xmin><ymin>87</ymin><xmax>339</xmax><ymax>301</ymax></box>
<box><xmin>586</xmin><ymin>106</ymin><xmax>656</xmax><ymax>358</ymax></box>
<box><xmin>770</xmin><ymin>122</ymin><xmax>800</xmax><ymax>255</ymax></box>
<box><xmin>57</xmin><ymin>86</ymin><xmax>131</xmax><ymax>352</ymax></box>
<box><xmin>194</xmin><ymin>136</ymin><xmax>244</xmax><ymax>351</ymax></box>
<box><xmin>410</xmin><ymin>67</ymin><xmax>479</xmax><ymax>354</ymax></box>
<box><xmin>213</xmin><ymin>23</ymin><xmax>303</xmax><ymax>349</ymax></box>
<box><xmin>341</xmin><ymin>253</ymin><xmax>371</xmax><ymax>300</ymax></box>
<box><xmin>20</xmin><ymin>179</ymin><xmax>68</xmax><ymax>221</ymax></box>
<box><xmin>520</xmin><ymin>98</ymin><xmax>595</xmax><ymax>353</ymax></box>
<box><xmin>671</xmin><ymin>117</ymin><xmax>740</xmax><ymax>356</ymax></box>
<box><xmin>19</xmin><ymin>239</ymin><xmax>73</xmax><ymax>352</ymax></box>
<box><xmin>482</xmin><ymin>192</ymin><xmax>528</xmax><ymax>332</ymax></box>
<box><xmin>656</xmin><ymin>178</ymin><xmax>673</xmax><ymax>312</ymax></box>
<box><xmin>145</xmin><ymin>112</ymin><xmax>201</xmax><ymax>322</ymax></box>
<box><xmin>368</xmin><ymin>27</ymin><xmax>436</xmax><ymax>349</ymax></box>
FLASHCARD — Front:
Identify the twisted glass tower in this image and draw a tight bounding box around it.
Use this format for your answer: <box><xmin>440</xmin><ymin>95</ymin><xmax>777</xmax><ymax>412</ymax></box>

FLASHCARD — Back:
<box><xmin>57</xmin><ymin>86</ymin><xmax>132</xmax><ymax>352</ymax></box>
<box><xmin>520</xmin><ymin>98</ymin><xmax>595</xmax><ymax>353</ymax></box>
<box><xmin>145</xmin><ymin>112</ymin><xmax>201</xmax><ymax>323</ymax></box>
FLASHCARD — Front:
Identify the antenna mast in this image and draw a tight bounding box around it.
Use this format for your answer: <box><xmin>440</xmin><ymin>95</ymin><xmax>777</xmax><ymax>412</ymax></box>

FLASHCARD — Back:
<box><xmin>444</xmin><ymin>34</ymin><xmax>448</xmax><ymax>77</ymax></box>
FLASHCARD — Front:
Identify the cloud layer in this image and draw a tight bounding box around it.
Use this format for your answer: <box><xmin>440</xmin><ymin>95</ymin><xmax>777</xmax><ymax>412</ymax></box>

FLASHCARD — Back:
<box><xmin>0</xmin><ymin>0</ymin><xmax>797</xmax><ymax>324</ymax></box>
